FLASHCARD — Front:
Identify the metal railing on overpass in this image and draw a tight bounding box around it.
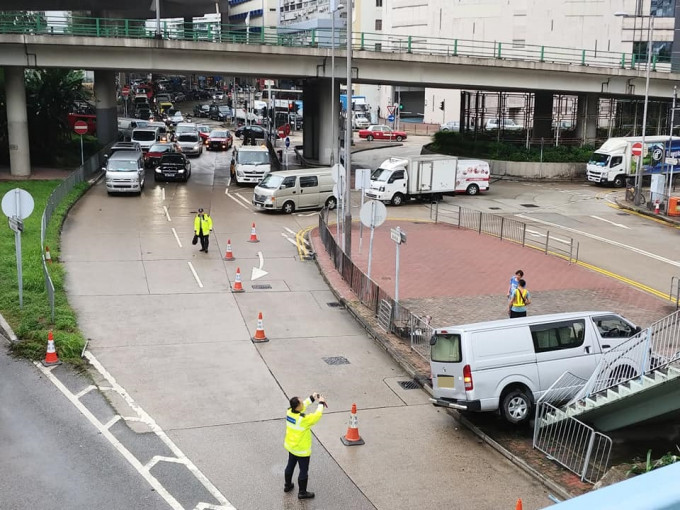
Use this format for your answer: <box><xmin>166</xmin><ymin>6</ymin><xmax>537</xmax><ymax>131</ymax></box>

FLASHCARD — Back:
<box><xmin>0</xmin><ymin>14</ymin><xmax>670</xmax><ymax>73</ymax></box>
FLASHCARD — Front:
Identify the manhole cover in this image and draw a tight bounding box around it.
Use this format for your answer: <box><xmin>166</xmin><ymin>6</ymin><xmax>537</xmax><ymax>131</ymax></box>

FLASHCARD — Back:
<box><xmin>251</xmin><ymin>284</ymin><xmax>272</xmax><ymax>290</ymax></box>
<box><xmin>322</xmin><ymin>356</ymin><xmax>350</xmax><ymax>365</ymax></box>
<box><xmin>327</xmin><ymin>302</ymin><xmax>342</xmax><ymax>308</ymax></box>
<box><xmin>398</xmin><ymin>380</ymin><xmax>420</xmax><ymax>390</ymax></box>
<box><xmin>489</xmin><ymin>207</ymin><xmax>501</xmax><ymax>210</ymax></box>
<box><xmin>520</xmin><ymin>203</ymin><xmax>539</xmax><ymax>208</ymax></box>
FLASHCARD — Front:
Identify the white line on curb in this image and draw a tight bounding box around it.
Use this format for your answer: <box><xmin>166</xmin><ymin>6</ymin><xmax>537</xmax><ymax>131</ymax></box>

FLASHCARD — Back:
<box><xmin>188</xmin><ymin>262</ymin><xmax>204</xmax><ymax>288</ymax></box>
<box><xmin>171</xmin><ymin>227</ymin><xmax>183</xmax><ymax>248</ymax></box>
<box><xmin>163</xmin><ymin>205</ymin><xmax>172</xmax><ymax>222</ymax></box>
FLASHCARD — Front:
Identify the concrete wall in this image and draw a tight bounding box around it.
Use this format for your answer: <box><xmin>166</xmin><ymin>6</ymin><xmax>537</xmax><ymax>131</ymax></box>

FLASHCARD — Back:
<box><xmin>488</xmin><ymin>159</ymin><xmax>586</xmax><ymax>180</ymax></box>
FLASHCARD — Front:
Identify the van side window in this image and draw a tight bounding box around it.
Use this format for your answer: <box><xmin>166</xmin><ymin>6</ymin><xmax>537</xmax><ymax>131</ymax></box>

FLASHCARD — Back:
<box><xmin>281</xmin><ymin>176</ymin><xmax>296</xmax><ymax>188</ymax></box>
<box><xmin>431</xmin><ymin>334</ymin><xmax>461</xmax><ymax>363</ymax></box>
<box><xmin>593</xmin><ymin>315</ymin><xmax>635</xmax><ymax>338</ymax></box>
<box><xmin>300</xmin><ymin>176</ymin><xmax>318</xmax><ymax>188</ymax></box>
<box><xmin>610</xmin><ymin>156</ymin><xmax>623</xmax><ymax>167</ymax></box>
<box><xmin>388</xmin><ymin>170</ymin><xmax>405</xmax><ymax>183</ymax></box>
<box><xmin>530</xmin><ymin>320</ymin><xmax>585</xmax><ymax>353</ymax></box>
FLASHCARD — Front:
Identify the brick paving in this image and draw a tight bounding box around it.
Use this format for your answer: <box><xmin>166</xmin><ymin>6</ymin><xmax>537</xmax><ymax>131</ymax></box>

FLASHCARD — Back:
<box><xmin>309</xmin><ymin>218</ymin><xmax>675</xmax><ymax>498</ymax></box>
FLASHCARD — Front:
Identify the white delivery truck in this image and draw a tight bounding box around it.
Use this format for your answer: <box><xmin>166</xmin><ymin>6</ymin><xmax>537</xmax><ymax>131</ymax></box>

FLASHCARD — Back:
<box><xmin>366</xmin><ymin>155</ymin><xmax>490</xmax><ymax>205</ymax></box>
<box><xmin>232</xmin><ymin>145</ymin><xmax>271</xmax><ymax>185</ymax></box>
<box><xmin>586</xmin><ymin>136</ymin><xmax>680</xmax><ymax>188</ymax></box>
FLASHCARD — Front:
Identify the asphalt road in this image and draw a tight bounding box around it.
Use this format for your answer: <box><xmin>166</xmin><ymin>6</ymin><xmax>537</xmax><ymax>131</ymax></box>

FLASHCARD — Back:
<box><xmin>58</xmin><ymin>139</ymin><xmax>552</xmax><ymax>509</ymax></box>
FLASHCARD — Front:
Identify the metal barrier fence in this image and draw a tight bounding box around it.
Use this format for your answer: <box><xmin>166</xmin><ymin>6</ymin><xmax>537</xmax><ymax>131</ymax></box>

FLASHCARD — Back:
<box><xmin>0</xmin><ymin>15</ymin><xmax>670</xmax><ymax>73</ymax></box>
<box><xmin>40</xmin><ymin>147</ymin><xmax>108</xmax><ymax>321</ymax></box>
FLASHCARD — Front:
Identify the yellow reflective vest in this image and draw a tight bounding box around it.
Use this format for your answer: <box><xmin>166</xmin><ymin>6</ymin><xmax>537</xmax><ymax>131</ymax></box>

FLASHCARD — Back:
<box><xmin>511</xmin><ymin>288</ymin><xmax>529</xmax><ymax>307</ymax></box>
<box><xmin>284</xmin><ymin>397</ymin><xmax>324</xmax><ymax>457</ymax></box>
<box><xmin>194</xmin><ymin>214</ymin><xmax>213</xmax><ymax>236</ymax></box>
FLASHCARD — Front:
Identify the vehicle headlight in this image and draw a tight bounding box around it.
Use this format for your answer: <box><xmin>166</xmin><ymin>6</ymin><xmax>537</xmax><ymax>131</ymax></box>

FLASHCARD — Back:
<box><xmin>264</xmin><ymin>196</ymin><xmax>273</xmax><ymax>204</ymax></box>
<box><xmin>237</xmin><ymin>170</ymin><xmax>244</xmax><ymax>177</ymax></box>
<box><xmin>194</xmin><ymin>144</ymin><xmax>200</xmax><ymax>150</ymax></box>
<box><xmin>379</xmin><ymin>186</ymin><xmax>385</xmax><ymax>192</ymax></box>
<box><xmin>155</xmin><ymin>168</ymin><xmax>161</xmax><ymax>173</ymax></box>
<box><xmin>178</xmin><ymin>169</ymin><xmax>185</xmax><ymax>173</ymax></box>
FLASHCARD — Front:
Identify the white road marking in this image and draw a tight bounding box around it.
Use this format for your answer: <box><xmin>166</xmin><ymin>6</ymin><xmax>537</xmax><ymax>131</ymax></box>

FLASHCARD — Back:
<box><xmin>525</xmin><ymin>228</ymin><xmax>571</xmax><ymax>245</ymax></box>
<box><xmin>284</xmin><ymin>227</ymin><xmax>297</xmax><ymax>235</ymax></box>
<box><xmin>104</xmin><ymin>415</ymin><xmax>122</xmax><ymax>429</ymax></box>
<box><xmin>517</xmin><ymin>213</ymin><xmax>680</xmax><ymax>268</ymax></box>
<box><xmin>224</xmin><ymin>186</ymin><xmax>229</xmax><ymax>195</ymax></box>
<box><xmin>295</xmin><ymin>212</ymin><xmax>317</xmax><ymax>217</ymax></box>
<box><xmin>83</xmin><ymin>352</ymin><xmax>235</xmax><ymax>509</ymax></box>
<box><xmin>163</xmin><ymin>205</ymin><xmax>172</xmax><ymax>222</ymax></box>
<box><xmin>75</xmin><ymin>385</ymin><xmax>96</xmax><ymax>399</ymax></box>
<box><xmin>145</xmin><ymin>455</ymin><xmax>187</xmax><ymax>470</ymax></box>
<box><xmin>161</xmin><ymin>187</ymin><xmax>166</xmax><ymax>201</ymax></box>
<box><xmin>234</xmin><ymin>193</ymin><xmax>251</xmax><ymax>206</ymax></box>
<box><xmin>284</xmin><ymin>237</ymin><xmax>298</xmax><ymax>246</ymax></box>
<box><xmin>251</xmin><ymin>251</ymin><xmax>269</xmax><ymax>280</ymax></box>
<box><xmin>590</xmin><ymin>215</ymin><xmax>631</xmax><ymax>229</ymax></box>
<box><xmin>187</xmin><ymin>262</ymin><xmax>204</xmax><ymax>288</ymax></box>
<box><xmin>35</xmin><ymin>362</ymin><xmax>186</xmax><ymax>510</ymax></box>
<box><xmin>171</xmin><ymin>227</ymin><xmax>183</xmax><ymax>248</ymax></box>
<box><xmin>226</xmin><ymin>193</ymin><xmax>251</xmax><ymax>211</ymax></box>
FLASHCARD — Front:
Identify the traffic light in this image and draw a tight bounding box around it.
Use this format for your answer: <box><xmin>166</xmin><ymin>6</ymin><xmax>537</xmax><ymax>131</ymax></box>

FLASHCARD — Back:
<box><xmin>288</xmin><ymin>102</ymin><xmax>293</xmax><ymax>111</ymax></box>
<box><xmin>399</xmin><ymin>103</ymin><xmax>403</xmax><ymax>111</ymax></box>
<box><xmin>439</xmin><ymin>100</ymin><xmax>445</xmax><ymax>111</ymax></box>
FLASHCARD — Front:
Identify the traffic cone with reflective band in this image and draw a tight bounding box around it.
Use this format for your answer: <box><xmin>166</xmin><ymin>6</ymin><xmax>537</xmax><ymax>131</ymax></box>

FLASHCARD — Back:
<box><xmin>341</xmin><ymin>403</ymin><xmax>365</xmax><ymax>446</ymax></box>
<box><xmin>251</xmin><ymin>312</ymin><xmax>269</xmax><ymax>343</ymax></box>
<box><xmin>515</xmin><ymin>498</ymin><xmax>523</xmax><ymax>510</ymax></box>
<box><xmin>224</xmin><ymin>239</ymin><xmax>235</xmax><ymax>261</ymax></box>
<box><xmin>655</xmin><ymin>201</ymin><xmax>660</xmax><ymax>214</ymax></box>
<box><xmin>42</xmin><ymin>331</ymin><xmax>62</xmax><ymax>367</ymax></box>
<box><xmin>45</xmin><ymin>245</ymin><xmax>52</xmax><ymax>264</ymax></box>
<box><xmin>231</xmin><ymin>267</ymin><xmax>245</xmax><ymax>293</ymax></box>
<box><xmin>248</xmin><ymin>222</ymin><xmax>260</xmax><ymax>243</ymax></box>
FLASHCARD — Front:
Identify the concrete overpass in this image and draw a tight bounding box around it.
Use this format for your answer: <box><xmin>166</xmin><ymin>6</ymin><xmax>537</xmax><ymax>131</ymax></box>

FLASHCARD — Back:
<box><xmin>2</xmin><ymin>31</ymin><xmax>679</xmax><ymax>175</ymax></box>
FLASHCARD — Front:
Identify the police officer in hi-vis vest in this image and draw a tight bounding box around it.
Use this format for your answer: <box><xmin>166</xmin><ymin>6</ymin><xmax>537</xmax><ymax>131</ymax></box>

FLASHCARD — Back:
<box><xmin>283</xmin><ymin>392</ymin><xmax>326</xmax><ymax>499</ymax></box>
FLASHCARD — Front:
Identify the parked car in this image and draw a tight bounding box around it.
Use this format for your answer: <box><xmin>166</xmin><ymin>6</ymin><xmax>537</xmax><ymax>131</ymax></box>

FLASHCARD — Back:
<box><xmin>176</xmin><ymin>132</ymin><xmax>203</xmax><ymax>156</ymax></box>
<box><xmin>234</xmin><ymin>125</ymin><xmax>267</xmax><ymax>140</ymax></box>
<box><xmin>144</xmin><ymin>142</ymin><xmax>180</xmax><ymax>168</ymax></box>
<box><xmin>206</xmin><ymin>130</ymin><xmax>233</xmax><ymax>151</ymax></box>
<box><xmin>197</xmin><ymin>125</ymin><xmax>211</xmax><ymax>144</ymax></box>
<box><xmin>440</xmin><ymin>121</ymin><xmax>460</xmax><ymax>132</ymax></box>
<box><xmin>193</xmin><ymin>104</ymin><xmax>210</xmax><ymax>118</ymax></box>
<box><xmin>484</xmin><ymin>118</ymin><xmax>523</xmax><ymax>131</ymax></box>
<box><xmin>155</xmin><ymin>153</ymin><xmax>191</xmax><ymax>182</ymax></box>
<box><xmin>358</xmin><ymin>125</ymin><xmax>407</xmax><ymax>142</ymax></box>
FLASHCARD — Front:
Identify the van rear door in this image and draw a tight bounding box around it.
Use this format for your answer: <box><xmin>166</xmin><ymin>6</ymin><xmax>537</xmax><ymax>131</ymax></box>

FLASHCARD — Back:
<box><xmin>430</xmin><ymin>332</ymin><xmax>465</xmax><ymax>402</ymax></box>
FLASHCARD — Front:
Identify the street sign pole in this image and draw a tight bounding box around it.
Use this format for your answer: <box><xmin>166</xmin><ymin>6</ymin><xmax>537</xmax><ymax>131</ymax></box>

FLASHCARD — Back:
<box><xmin>80</xmin><ymin>134</ymin><xmax>84</xmax><ymax>166</ymax></box>
<box><xmin>360</xmin><ymin>199</ymin><xmax>386</xmax><ymax>280</ymax></box>
<box><xmin>394</xmin><ymin>227</ymin><xmax>400</xmax><ymax>302</ymax></box>
<box><xmin>367</xmin><ymin>202</ymin><xmax>376</xmax><ymax>278</ymax></box>
<box><xmin>3</xmin><ymin>188</ymin><xmax>35</xmax><ymax>311</ymax></box>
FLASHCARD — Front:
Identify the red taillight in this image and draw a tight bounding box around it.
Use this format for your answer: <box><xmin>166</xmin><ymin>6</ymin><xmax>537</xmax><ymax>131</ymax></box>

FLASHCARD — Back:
<box><xmin>463</xmin><ymin>364</ymin><xmax>473</xmax><ymax>391</ymax></box>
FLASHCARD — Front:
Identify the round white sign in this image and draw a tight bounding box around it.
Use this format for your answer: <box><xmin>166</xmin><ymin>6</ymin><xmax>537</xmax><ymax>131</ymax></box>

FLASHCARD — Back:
<box><xmin>359</xmin><ymin>200</ymin><xmax>387</xmax><ymax>228</ymax></box>
<box><xmin>1</xmin><ymin>188</ymin><xmax>35</xmax><ymax>220</ymax></box>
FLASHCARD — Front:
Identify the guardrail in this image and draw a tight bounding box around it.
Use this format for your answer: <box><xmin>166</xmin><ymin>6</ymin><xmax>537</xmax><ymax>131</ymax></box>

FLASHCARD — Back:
<box><xmin>40</xmin><ymin>147</ymin><xmax>108</xmax><ymax>321</ymax></box>
<box><xmin>0</xmin><ymin>14</ymin><xmax>669</xmax><ymax>73</ymax></box>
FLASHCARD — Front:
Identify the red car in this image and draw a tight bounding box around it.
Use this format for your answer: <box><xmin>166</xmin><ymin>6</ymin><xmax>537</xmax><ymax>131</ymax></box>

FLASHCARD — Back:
<box><xmin>358</xmin><ymin>124</ymin><xmax>407</xmax><ymax>142</ymax></box>
<box><xmin>144</xmin><ymin>142</ymin><xmax>180</xmax><ymax>168</ymax></box>
<box><xmin>197</xmin><ymin>125</ymin><xmax>211</xmax><ymax>145</ymax></box>
<box><xmin>206</xmin><ymin>129</ymin><xmax>233</xmax><ymax>151</ymax></box>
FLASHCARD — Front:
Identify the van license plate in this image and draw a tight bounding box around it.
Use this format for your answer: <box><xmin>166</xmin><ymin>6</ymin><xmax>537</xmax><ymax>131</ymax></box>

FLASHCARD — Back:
<box><xmin>437</xmin><ymin>375</ymin><xmax>455</xmax><ymax>389</ymax></box>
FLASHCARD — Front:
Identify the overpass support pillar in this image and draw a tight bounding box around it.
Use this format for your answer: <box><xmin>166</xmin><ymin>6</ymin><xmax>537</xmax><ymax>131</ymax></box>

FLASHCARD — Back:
<box><xmin>576</xmin><ymin>93</ymin><xmax>599</xmax><ymax>145</ymax></box>
<box><xmin>303</xmin><ymin>79</ymin><xmax>335</xmax><ymax>165</ymax></box>
<box><xmin>532</xmin><ymin>91</ymin><xmax>553</xmax><ymax>139</ymax></box>
<box><xmin>5</xmin><ymin>67</ymin><xmax>31</xmax><ymax>177</ymax></box>
<box><xmin>94</xmin><ymin>70</ymin><xmax>118</xmax><ymax>145</ymax></box>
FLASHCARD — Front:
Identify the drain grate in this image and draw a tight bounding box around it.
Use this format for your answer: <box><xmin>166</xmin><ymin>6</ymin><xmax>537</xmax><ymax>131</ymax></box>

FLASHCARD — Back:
<box><xmin>489</xmin><ymin>207</ymin><xmax>501</xmax><ymax>210</ymax></box>
<box><xmin>323</xmin><ymin>356</ymin><xmax>350</xmax><ymax>365</ymax></box>
<box><xmin>520</xmin><ymin>203</ymin><xmax>539</xmax><ymax>208</ymax></box>
<box><xmin>398</xmin><ymin>380</ymin><xmax>420</xmax><ymax>390</ymax></box>
<box><xmin>251</xmin><ymin>284</ymin><xmax>272</xmax><ymax>290</ymax></box>
<box><xmin>327</xmin><ymin>302</ymin><xmax>342</xmax><ymax>308</ymax></box>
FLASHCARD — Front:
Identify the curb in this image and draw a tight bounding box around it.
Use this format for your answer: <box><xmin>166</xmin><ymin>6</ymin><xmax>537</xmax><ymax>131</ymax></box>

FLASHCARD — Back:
<box><xmin>614</xmin><ymin>197</ymin><xmax>680</xmax><ymax>226</ymax></box>
<box><xmin>0</xmin><ymin>312</ymin><xmax>18</xmax><ymax>344</ymax></box>
<box><xmin>308</xmin><ymin>228</ymin><xmax>574</xmax><ymax>501</ymax></box>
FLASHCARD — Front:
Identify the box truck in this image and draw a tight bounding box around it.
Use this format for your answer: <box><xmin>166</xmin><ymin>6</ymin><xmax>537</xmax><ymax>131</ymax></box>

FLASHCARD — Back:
<box><xmin>365</xmin><ymin>155</ymin><xmax>490</xmax><ymax>205</ymax></box>
<box><xmin>586</xmin><ymin>136</ymin><xmax>680</xmax><ymax>188</ymax></box>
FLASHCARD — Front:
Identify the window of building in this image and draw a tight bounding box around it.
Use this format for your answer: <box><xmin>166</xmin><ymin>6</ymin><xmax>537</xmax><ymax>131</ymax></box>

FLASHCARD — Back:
<box><xmin>375</xmin><ymin>43</ymin><xmax>382</xmax><ymax>51</ymax></box>
<box><xmin>375</xmin><ymin>19</ymin><xmax>382</xmax><ymax>31</ymax></box>
<box><xmin>633</xmin><ymin>41</ymin><xmax>673</xmax><ymax>63</ymax></box>
<box><xmin>651</xmin><ymin>0</ymin><xmax>675</xmax><ymax>17</ymax></box>
<box><xmin>512</xmin><ymin>39</ymin><xmax>525</xmax><ymax>49</ymax></box>
<box><xmin>376</xmin><ymin>0</ymin><xmax>383</xmax><ymax>6</ymax></box>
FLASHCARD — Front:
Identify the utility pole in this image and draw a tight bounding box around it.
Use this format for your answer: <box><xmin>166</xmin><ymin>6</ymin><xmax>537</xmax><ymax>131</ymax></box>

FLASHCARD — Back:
<box><xmin>343</xmin><ymin>0</ymin><xmax>353</xmax><ymax>257</ymax></box>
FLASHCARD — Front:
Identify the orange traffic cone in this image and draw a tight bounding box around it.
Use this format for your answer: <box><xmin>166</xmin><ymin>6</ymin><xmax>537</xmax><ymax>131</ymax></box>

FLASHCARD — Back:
<box><xmin>231</xmin><ymin>267</ymin><xmax>245</xmax><ymax>293</ymax></box>
<box><xmin>248</xmin><ymin>222</ymin><xmax>260</xmax><ymax>243</ymax></box>
<box><xmin>655</xmin><ymin>201</ymin><xmax>660</xmax><ymax>214</ymax></box>
<box><xmin>341</xmin><ymin>403</ymin><xmax>365</xmax><ymax>446</ymax></box>
<box><xmin>224</xmin><ymin>239</ymin><xmax>235</xmax><ymax>261</ymax></box>
<box><xmin>45</xmin><ymin>245</ymin><xmax>52</xmax><ymax>264</ymax></box>
<box><xmin>42</xmin><ymin>331</ymin><xmax>62</xmax><ymax>367</ymax></box>
<box><xmin>251</xmin><ymin>312</ymin><xmax>269</xmax><ymax>343</ymax></box>
<box><xmin>515</xmin><ymin>498</ymin><xmax>523</xmax><ymax>510</ymax></box>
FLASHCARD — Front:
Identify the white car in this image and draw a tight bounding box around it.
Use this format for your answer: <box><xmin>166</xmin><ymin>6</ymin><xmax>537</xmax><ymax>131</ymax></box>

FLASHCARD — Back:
<box><xmin>168</xmin><ymin>111</ymin><xmax>184</xmax><ymax>126</ymax></box>
<box><xmin>440</xmin><ymin>121</ymin><xmax>459</xmax><ymax>132</ymax></box>
<box><xmin>484</xmin><ymin>119</ymin><xmax>523</xmax><ymax>131</ymax></box>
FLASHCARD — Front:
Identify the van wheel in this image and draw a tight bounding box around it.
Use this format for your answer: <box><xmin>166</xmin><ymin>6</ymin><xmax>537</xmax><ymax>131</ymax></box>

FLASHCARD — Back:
<box><xmin>282</xmin><ymin>201</ymin><xmax>295</xmax><ymax>214</ymax></box>
<box><xmin>325</xmin><ymin>196</ymin><xmax>337</xmax><ymax>210</ymax></box>
<box><xmin>501</xmin><ymin>388</ymin><xmax>532</xmax><ymax>425</ymax></box>
<box><xmin>391</xmin><ymin>193</ymin><xmax>404</xmax><ymax>206</ymax></box>
<box><xmin>466</xmin><ymin>184</ymin><xmax>479</xmax><ymax>196</ymax></box>
<box><xmin>613</xmin><ymin>175</ymin><xmax>625</xmax><ymax>188</ymax></box>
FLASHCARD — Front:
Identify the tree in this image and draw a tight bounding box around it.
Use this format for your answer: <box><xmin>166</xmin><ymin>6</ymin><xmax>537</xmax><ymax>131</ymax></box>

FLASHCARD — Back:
<box><xmin>0</xmin><ymin>11</ymin><xmax>46</xmax><ymax>29</ymax></box>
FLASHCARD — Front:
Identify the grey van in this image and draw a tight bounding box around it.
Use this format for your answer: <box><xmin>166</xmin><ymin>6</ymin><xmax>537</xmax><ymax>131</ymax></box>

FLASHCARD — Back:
<box><xmin>105</xmin><ymin>150</ymin><xmax>146</xmax><ymax>195</ymax></box>
<box><xmin>252</xmin><ymin>168</ymin><xmax>337</xmax><ymax>214</ymax></box>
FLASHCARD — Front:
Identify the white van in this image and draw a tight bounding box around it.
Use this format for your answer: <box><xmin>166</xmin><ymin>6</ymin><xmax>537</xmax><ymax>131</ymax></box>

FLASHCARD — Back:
<box><xmin>104</xmin><ymin>150</ymin><xmax>146</xmax><ymax>195</ymax></box>
<box><xmin>252</xmin><ymin>168</ymin><xmax>337</xmax><ymax>214</ymax></box>
<box><xmin>429</xmin><ymin>312</ymin><xmax>641</xmax><ymax>424</ymax></box>
<box><xmin>118</xmin><ymin>118</ymin><xmax>149</xmax><ymax>141</ymax></box>
<box><xmin>131</xmin><ymin>127</ymin><xmax>160</xmax><ymax>151</ymax></box>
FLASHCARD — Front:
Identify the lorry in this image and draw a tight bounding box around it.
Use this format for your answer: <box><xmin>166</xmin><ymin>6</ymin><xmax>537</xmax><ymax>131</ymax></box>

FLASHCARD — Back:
<box><xmin>232</xmin><ymin>145</ymin><xmax>271</xmax><ymax>185</ymax></box>
<box><xmin>586</xmin><ymin>136</ymin><xmax>680</xmax><ymax>188</ymax></box>
<box><xmin>340</xmin><ymin>94</ymin><xmax>368</xmax><ymax>113</ymax></box>
<box><xmin>365</xmin><ymin>155</ymin><xmax>490</xmax><ymax>205</ymax></box>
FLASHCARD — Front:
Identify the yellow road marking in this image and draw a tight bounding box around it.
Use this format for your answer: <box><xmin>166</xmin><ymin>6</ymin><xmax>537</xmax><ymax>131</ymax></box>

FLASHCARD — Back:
<box><xmin>296</xmin><ymin>225</ymin><xmax>314</xmax><ymax>259</ymax></box>
<box><xmin>606</xmin><ymin>202</ymin><xmax>680</xmax><ymax>228</ymax></box>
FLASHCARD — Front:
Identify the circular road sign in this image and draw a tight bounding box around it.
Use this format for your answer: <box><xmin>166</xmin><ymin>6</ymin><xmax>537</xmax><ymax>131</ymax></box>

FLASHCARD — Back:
<box><xmin>121</xmin><ymin>89</ymin><xmax>129</xmax><ymax>97</ymax></box>
<box><xmin>73</xmin><ymin>120</ymin><xmax>89</xmax><ymax>135</ymax></box>
<box><xmin>285</xmin><ymin>136</ymin><xmax>290</xmax><ymax>148</ymax></box>
<box><xmin>331</xmin><ymin>163</ymin><xmax>344</xmax><ymax>183</ymax></box>
<box><xmin>387</xmin><ymin>114</ymin><xmax>395</xmax><ymax>122</ymax></box>
<box><xmin>359</xmin><ymin>199</ymin><xmax>387</xmax><ymax>229</ymax></box>
<box><xmin>1</xmin><ymin>188</ymin><xmax>35</xmax><ymax>220</ymax></box>
<box><xmin>631</xmin><ymin>142</ymin><xmax>643</xmax><ymax>157</ymax></box>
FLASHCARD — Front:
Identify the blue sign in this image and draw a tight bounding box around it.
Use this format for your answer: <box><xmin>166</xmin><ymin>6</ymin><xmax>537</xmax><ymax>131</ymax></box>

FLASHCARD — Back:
<box><xmin>387</xmin><ymin>114</ymin><xmax>395</xmax><ymax>122</ymax></box>
<box><xmin>285</xmin><ymin>137</ymin><xmax>290</xmax><ymax>148</ymax></box>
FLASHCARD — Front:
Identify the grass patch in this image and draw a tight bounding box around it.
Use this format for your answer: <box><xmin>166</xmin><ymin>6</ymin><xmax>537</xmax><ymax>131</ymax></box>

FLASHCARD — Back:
<box><xmin>0</xmin><ymin>179</ymin><xmax>90</xmax><ymax>364</ymax></box>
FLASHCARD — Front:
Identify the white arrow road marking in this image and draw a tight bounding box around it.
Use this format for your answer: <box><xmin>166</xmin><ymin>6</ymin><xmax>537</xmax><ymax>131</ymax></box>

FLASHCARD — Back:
<box><xmin>590</xmin><ymin>215</ymin><xmax>631</xmax><ymax>229</ymax></box>
<box><xmin>171</xmin><ymin>227</ymin><xmax>183</xmax><ymax>248</ymax></box>
<box><xmin>517</xmin><ymin>213</ymin><xmax>680</xmax><ymax>268</ymax></box>
<box><xmin>188</xmin><ymin>261</ymin><xmax>204</xmax><ymax>288</ymax></box>
<box><xmin>163</xmin><ymin>205</ymin><xmax>171</xmax><ymax>222</ymax></box>
<box><xmin>251</xmin><ymin>251</ymin><xmax>269</xmax><ymax>281</ymax></box>
<box><xmin>226</xmin><ymin>193</ymin><xmax>251</xmax><ymax>211</ymax></box>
